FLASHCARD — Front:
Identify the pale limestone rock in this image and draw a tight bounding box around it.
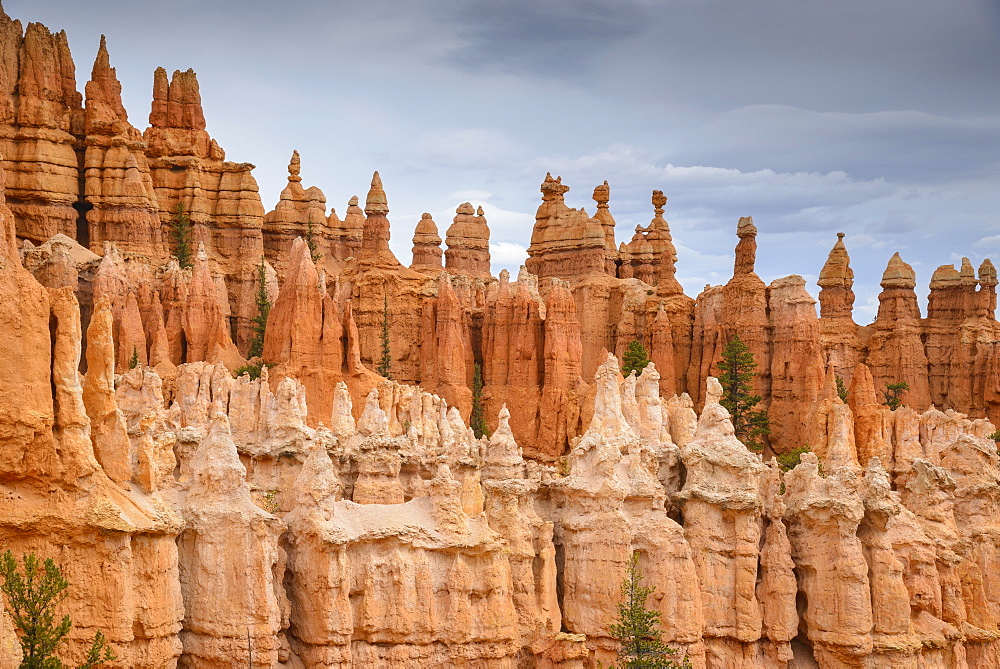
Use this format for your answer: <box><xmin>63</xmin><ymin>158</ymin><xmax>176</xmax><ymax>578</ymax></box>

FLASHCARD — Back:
<box><xmin>859</xmin><ymin>458</ymin><xmax>933</xmax><ymax>661</ymax></box>
<box><xmin>82</xmin><ymin>297</ymin><xmax>132</xmax><ymax>486</ymax></box>
<box><xmin>784</xmin><ymin>453</ymin><xmax>873</xmax><ymax>664</ymax></box>
<box><xmin>279</xmin><ymin>396</ymin><xmax>523</xmax><ymax>665</ymax></box>
<box><xmin>329</xmin><ymin>381</ymin><xmax>357</xmax><ymax>443</ymax></box>
<box><xmin>758</xmin><ymin>462</ymin><xmax>798</xmax><ymax>660</ymax></box>
<box><xmin>678</xmin><ymin>376</ymin><xmax>769</xmax><ymax>662</ymax></box>
<box><xmin>548</xmin><ymin>353</ymin><xmax>703</xmax><ymax>665</ymax></box>
<box><xmin>178</xmin><ymin>414</ymin><xmax>285</xmax><ymax>667</ymax></box>
<box><xmin>0</xmin><ymin>605</ymin><xmax>20</xmax><ymax>668</ymax></box>
<box><xmin>357</xmin><ymin>388</ymin><xmax>390</xmax><ymax>437</ymax></box>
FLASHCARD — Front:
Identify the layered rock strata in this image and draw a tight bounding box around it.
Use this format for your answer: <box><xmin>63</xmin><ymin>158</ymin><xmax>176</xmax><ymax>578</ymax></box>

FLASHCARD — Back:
<box><xmin>409</xmin><ymin>212</ymin><xmax>443</xmax><ymax>274</ymax></box>
<box><xmin>4</xmin><ymin>7</ymin><xmax>1000</xmax><ymax>668</ymax></box>
<box><xmin>525</xmin><ymin>173</ymin><xmax>609</xmax><ymax>281</ymax></box>
<box><xmin>262</xmin><ymin>150</ymin><xmax>327</xmax><ymax>278</ymax></box>
<box><xmin>444</xmin><ymin>202</ymin><xmax>491</xmax><ymax>280</ymax></box>
<box><xmin>82</xmin><ymin>37</ymin><xmax>162</xmax><ymax>258</ymax></box>
<box><xmin>143</xmin><ymin>65</ymin><xmax>265</xmax><ymax>349</ymax></box>
<box><xmin>0</xmin><ymin>12</ymin><xmax>82</xmax><ymax>243</ymax></box>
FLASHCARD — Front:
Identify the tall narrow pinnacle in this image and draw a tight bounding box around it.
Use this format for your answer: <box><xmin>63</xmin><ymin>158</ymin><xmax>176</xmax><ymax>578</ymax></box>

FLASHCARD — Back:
<box><xmin>365</xmin><ymin>171</ymin><xmax>388</xmax><ymax>216</ymax></box>
<box><xmin>818</xmin><ymin>233</ymin><xmax>853</xmax><ymax>288</ymax></box>
<box><xmin>288</xmin><ymin>150</ymin><xmax>301</xmax><ymax>183</ymax></box>
<box><xmin>92</xmin><ymin>34</ymin><xmax>111</xmax><ymax>78</ymax></box>
<box><xmin>817</xmin><ymin>233</ymin><xmax>855</xmax><ymax>319</ymax></box>
<box><xmin>85</xmin><ymin>33</ymin><xmax>129</xmax><ymax>131</ymax></box>
<box><xmin>733</xmin><ymin>216</ymin><xmax>757</xmax><ymax>275</ymax></box>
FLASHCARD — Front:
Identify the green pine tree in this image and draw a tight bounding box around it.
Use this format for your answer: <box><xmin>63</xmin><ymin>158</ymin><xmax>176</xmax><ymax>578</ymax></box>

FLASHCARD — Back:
<box><xmin>79</xmin><ymin>631</ymin><xmax>115</xmax><ymax>669</ymax></box>
<box><xmin>233</xmin><ymin>360</ymin><xmax>266</xmax><ymax>381</ymax></box>
<box><xmin>621</xmin><ymin>340</ymin><xmax>651</xmax><ymax>377</ymax></box>
<box><xmin>247</xmin><ymin>259</ymin><xmax>271</xmax><ymax>360</ymax></box>
<box><xmin>376</xmin><ymin>294</ymin><xmax>392</xmax><ymax>379</ymax></box>
<box><xmin>717</xmin><ymin>334</ymin><xmax>770</xmax><ymax>452</ymax></box>
<box><xmin>608</xmin><ymin>553</ymin><xmax>689</xmax><ymax>669</ymax></box>
<box><xmin>777</xmin><ymin>444</ymin><xmax>812</xmax><ymax>472</ymax></box>
<box><xmin>1</xmin><ymin>550</ymin><xmax>116</xmax><ymax>669</ymax></box>
<box><xmin>470</xmin><ymin>362</ymin><xmax>489</xmax><ymax>439</ymax></box>
<box><xmin>171</xmin><ymin>202</ymin><xmax>194</xmax><ymax>269</ymax></box>
<box><xmin>835</xmin><ymin>375</ymin><xmax>849</xmax><ymax>403</ymax></box>
<box><xmin>882</xmin><ymin>381</ymin><xmax>909</xmax><ymax>411</ymax></box>
<box><xmin>128</xmin><ymin>346</ymin><xmax>139</xmax><ymax>370</ymax></box>
<box><xmin>305</xmin><ymin>221</ymin><xmax>322</xmax><ymax>264</ymax></box>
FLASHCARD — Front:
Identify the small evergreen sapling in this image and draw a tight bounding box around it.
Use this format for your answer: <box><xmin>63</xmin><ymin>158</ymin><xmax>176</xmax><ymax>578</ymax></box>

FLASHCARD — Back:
<box><xmin>247</xmin><ymin>259</ymin><xmax>271</xmax><ymax>360</ymax></box>
<box><xmin>234</xmin><ymin>360</ymin><xmax>266</xmax><ymax>381</ymax></box>
<box><xmin>882</xmin><ymin>381</ymin><xmax>909</xmax><ymax>411</ymax></box>
<box><xmin>376</xmin><ymin>293</ymin><xmax>392</xmax><ymax>379</ymax></box>
<box><xmin>835</xmin><ymin>375</ymin><xmax>849</xmax><ymax>403</ymax></box>
<box><xmin>128</xmin><ymin>346</ymin><xmax>139</xmax><ymax>370</ymax></box>
<box><xmin>607</xmin><ymin>553</ymin><xmax>689</xmax><ymax>668</ymax></box>
<box><xmin>777</xmin><ymin>444</ymin><xmax>812</xmax><ymax>472</ymax></box>
<box><xmin>305</xmin><ymin>221</ymin><xmax>322</xmax><ymax>264</ymax></box>
<box><xmin>470</xmin><ymin>362</ymin><xmax>489</xmax><ymax>439</ymax></box>
<box><xmin>0</xmin><ymin>550</ymin><xmax>116</xmax><ymax>668</ymax></box>
<box><xmin>79</xmin><ymin>631</ymin><xmax>115</xmax><ymax>669</ymax></box>
<box><xmin>621</xmin><ymin>340</ymin><xmax>651</xmax><ymax>377</ymax></box>
<box><xmin>717</xmin><ymin>334</ymin><xmax>770</xmax><ymax>452</ymax></box>
<box><xmin>170</xmin><ymin>202</ymin><xmax>194</xmax><ymax>269</ymax></box>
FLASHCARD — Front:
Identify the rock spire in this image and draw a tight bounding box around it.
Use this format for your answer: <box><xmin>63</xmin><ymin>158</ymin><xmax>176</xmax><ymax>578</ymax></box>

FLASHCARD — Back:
<box><xmin>444</xmin><ymin>202</ymin><xmax>491</xmax><ymax>279</ymax></box>
<box><xmin>410</xmin><ymin>212</ymin><xmax>443</xmax><ymax>274</ymax></box>
<box><xmin>358</xmin><ymin>171</ymin><xmax>401</xmax><ymax>267</ymax></box>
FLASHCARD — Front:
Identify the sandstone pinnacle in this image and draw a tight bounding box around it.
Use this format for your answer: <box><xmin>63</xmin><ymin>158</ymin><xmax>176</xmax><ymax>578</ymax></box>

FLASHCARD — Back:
<box><xmin>410</xmin><ymin>212</ymin><xmax>443</xmax><ymax>273</ymax></box>
<box><xmin>445</xmin><ymin>201</ymin><xmax>491</xmax><ymax>279</ymax></box>
<box><xmin>734</xmin><ymin>215</ymin><xmax>758</xmax><ymax>275</ymax></box>
<box><xmin>818</xmin><ymin>232</ymin><xmax>855</xmax><ymax>319</ymax></box>
<box><xmin>365</xmin><ymin>170</ymin><xmax>388</xmax><ymax>215</ymax></box>
<box><xmin>880</xmin><ymin>251</ymin><xmax>916</xmax><ymax>289</ymax></box>
<box><xmin>4</xmin><ymin>7</ymin><xmax>1000</xmax><ymax>665</ymax></box>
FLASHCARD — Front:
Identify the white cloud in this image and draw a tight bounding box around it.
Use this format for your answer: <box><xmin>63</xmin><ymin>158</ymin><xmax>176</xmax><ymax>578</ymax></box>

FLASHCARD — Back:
<box><xmin>388</xmin><ymin>199</ymin><xmax>535</xmax><ymax>276</ymax></box>
<box><xmin>413</xmin><ymin>128</ymin><xmax>524</xmax><ymax>170</ymax></box>
<box><xmin>974</xmin><ymin>234</ymin><xmax>1000</xmax><ymax>248</ymax></box>
<box><xmin>448</xmin><ymin>189</ymin><xmax>494</xmax><ymax>201</ymax></box>
<box><xmin>490</xmin><ymin>241</ymin><xmax>528</xmax><ymax>272</ymax></box>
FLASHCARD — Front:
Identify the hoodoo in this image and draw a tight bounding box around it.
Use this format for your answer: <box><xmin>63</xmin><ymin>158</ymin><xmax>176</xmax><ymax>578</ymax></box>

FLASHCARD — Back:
<box><xmin>0</xmin><ymin>5</ymin><xmax>998</xmax><ymax>668</ymax></box>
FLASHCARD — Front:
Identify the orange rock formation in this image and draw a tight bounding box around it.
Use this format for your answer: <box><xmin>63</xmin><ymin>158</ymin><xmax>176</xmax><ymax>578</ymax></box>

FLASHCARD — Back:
<box><xmin>4</xmin><ymin>7</ymin><xmax>1000</xmax><ymax>667</ymax></box>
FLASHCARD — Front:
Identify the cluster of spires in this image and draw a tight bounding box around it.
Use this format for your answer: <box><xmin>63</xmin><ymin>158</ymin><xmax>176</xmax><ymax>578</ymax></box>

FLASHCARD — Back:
<box><xmin>5</xmin><ymin>1</ymin><xmax>994</xmax><ymax>329</ymax></box>
<box><xmin>272</xmin><ymin>150</ymin><xmax>998</xmax><ymax>324</ymax></box>
<box><xmin>817</xmin><ymin>231</ymin><xmax>998</xmax><ymax>322</ymax></box>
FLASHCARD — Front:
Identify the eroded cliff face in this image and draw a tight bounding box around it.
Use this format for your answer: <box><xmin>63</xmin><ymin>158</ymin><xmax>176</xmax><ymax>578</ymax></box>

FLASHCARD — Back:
<box><xmin>12</xmin><ymin>257</ymin><xmax>1000</xmax><ymax>667</ymax></box>
<box><xmin>5</xmin><ymin>6</ymin><xmax>1000</xmax><ymax>668</ymax></box>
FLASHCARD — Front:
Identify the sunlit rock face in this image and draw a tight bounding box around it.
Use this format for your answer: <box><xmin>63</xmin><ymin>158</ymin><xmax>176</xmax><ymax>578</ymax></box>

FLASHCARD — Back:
<box><xmin>5</xmin><ymin>5</ymin><xmax>1000</xmax><ymax>667</ymax></box>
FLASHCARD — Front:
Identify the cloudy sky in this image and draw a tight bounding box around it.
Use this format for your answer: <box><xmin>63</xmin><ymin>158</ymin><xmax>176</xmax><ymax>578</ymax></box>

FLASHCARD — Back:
<box><xmin>8</xmin><ymin>0</ymin><xmax>1000</xmax><ymax>321</ymax></box>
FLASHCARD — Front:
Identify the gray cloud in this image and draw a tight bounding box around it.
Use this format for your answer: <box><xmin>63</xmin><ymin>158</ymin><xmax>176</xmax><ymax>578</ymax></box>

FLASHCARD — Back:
<box><xmin>442</xmin><ymin>0</ymin><xmax>650</xmax><ymax>75</ymax></box>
